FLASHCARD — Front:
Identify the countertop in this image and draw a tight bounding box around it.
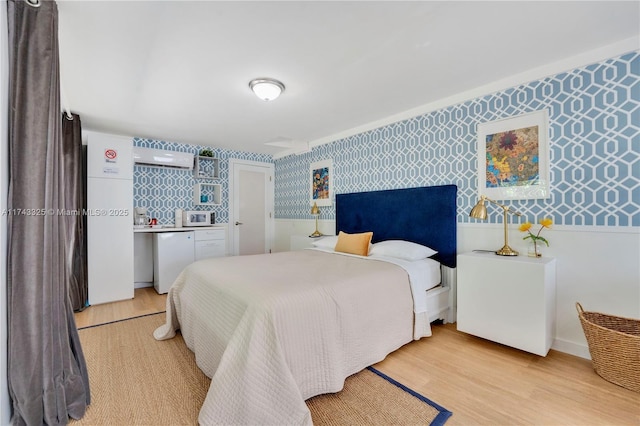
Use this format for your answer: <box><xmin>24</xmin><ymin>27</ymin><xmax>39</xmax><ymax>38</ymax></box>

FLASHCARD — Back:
<box><xmin>133</xmin><ymin>224</ymin><xmax>226</xmax><ymax>233</ymax></box>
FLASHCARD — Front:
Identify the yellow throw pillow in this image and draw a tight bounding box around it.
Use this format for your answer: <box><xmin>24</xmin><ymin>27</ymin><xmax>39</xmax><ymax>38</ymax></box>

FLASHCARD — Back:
<box><xmin>334</xmin><ymin>231</ymin><xmax>373</xmax><ymax>256</ymax></box>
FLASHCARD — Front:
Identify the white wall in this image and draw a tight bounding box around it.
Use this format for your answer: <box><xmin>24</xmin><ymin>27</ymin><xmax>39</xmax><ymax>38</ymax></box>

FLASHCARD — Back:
<box><xmin>275</xmin><ymin>219</ymin><xmax>640</xmax><ymax>359</ymax></box>
<box><xmin>1</xmin><ymin>1</ymin><xmax>11</xmax><ymax>423</ymax></box>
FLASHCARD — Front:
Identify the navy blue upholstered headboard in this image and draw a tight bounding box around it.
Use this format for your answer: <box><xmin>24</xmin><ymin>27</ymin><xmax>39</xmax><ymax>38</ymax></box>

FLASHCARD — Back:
<box><xmin>335</xmin><ymin>185</ymin><xmax>458</xmax><ymax>268</ymax></box>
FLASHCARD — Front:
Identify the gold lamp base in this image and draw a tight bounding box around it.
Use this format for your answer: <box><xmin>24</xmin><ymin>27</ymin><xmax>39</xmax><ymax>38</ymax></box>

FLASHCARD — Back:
<box><xmin>495</xmin><ymin>245</ymin><xmax>519</xmax><ymax>256</ymax></box>
<box><xmin>309</xmin><ymin>230</ymin><xmax>323</xmax><ymax>238</ymax></box>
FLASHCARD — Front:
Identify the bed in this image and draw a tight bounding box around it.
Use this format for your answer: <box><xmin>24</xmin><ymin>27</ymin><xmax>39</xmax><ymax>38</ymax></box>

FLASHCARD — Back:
<box><xmin>154</xmin><ymin>184</ymin><xmax>457</xmax><ymax>425</ymax></box>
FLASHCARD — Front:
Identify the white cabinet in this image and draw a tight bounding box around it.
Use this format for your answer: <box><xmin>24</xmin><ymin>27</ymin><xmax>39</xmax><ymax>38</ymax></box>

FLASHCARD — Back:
<box><xmin>290</xmin><ymin>235</ymin><xmax>319</xmax><ymax>250</ymax></box>
<box><xmin>86</xmin><ymin>132</ymin><xmax>134</xmax><ymax>305</ymax></box>
<box><xmin>195</xmin><ymin>228</ymin><xmax>226</xmax><ymax>260</ymax></box>
<box><xmin>457</xmin><ymin>252</ymin><xmax>557</xmax><ymax>356</ymax></box>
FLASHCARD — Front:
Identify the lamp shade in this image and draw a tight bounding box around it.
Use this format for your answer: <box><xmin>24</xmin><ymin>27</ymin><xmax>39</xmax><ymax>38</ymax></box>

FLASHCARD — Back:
<box><xmin>310</xmin><ymin>202</ymin><xmax>320</xmax><ymax>215</ymax></box>
<box><xmin>469</xmin><ymin>199</ymin><xmax>488</xmax><ymax>220</ymax></box>
<box><xmin>249</xmin><ymin>78</ymin><xmax>285</xmax><ymax>101</ymax></box>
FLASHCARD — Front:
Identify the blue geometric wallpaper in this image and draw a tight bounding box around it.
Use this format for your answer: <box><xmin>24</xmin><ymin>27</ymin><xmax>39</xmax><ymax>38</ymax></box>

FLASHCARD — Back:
<box><xmin>274</xmin><ymin>51</ymin><xmax>640</xmax><ymax>227</ymax></box>
<box><xmin>133</xmin><ymin>138</ymin><xmax>272</xmax><ymax>225</ymax></box>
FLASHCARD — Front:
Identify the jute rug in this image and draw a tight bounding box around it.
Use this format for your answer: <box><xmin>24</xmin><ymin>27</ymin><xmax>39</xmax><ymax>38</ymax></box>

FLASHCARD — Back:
<box><xmin>72</xmin><ymin>312</ymin><xmax>452</xmax><ymax>425</ymax></box>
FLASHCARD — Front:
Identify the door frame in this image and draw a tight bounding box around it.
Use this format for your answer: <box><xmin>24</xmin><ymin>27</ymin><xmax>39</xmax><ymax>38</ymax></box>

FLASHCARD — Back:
<box><xmin>228</xmin><ymin>158</ymin><xmax>275</xmax><ymax>256</ymax></box>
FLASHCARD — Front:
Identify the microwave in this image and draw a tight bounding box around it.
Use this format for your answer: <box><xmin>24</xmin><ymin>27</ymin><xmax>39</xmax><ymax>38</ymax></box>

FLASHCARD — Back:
<box><xmin>183</xmin><ymin>210</ymin><xmax>215</xmax><ymax>227</ymax></box>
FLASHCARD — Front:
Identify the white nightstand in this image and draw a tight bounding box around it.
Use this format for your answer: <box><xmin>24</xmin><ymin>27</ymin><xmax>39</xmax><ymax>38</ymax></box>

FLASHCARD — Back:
<box><xmin>290</xmin><ymin>235</ymin><xmax>323</xmax><ymax>250</ymax></box>
<box><xmin>456</xmin><ymin>251</ymin><xmax>557</xmax><ymax>356</ymax></box>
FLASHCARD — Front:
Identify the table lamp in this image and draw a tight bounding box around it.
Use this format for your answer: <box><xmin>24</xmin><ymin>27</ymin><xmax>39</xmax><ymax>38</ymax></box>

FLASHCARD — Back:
<box><xmin>309</xmin><ymin>202</ymin><xmax>323</xmax><ymax>238</ymax></box>
<box><xmin>469</xmin><ymin>195</ymin><xmax>522</xmax><ymax>256</ymax></box>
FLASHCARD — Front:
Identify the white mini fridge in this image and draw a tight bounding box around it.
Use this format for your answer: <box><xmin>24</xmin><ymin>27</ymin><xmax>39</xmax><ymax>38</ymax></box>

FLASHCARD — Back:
<box><xmin>153</xmin><ymin>231</ymin><xmax>195</xmax><ymax>294</ymax></box>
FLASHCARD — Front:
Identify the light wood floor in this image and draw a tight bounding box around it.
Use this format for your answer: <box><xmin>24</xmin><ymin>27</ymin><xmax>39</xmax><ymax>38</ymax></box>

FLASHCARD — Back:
<box><xmin>74</xmin><ymin>287</ymin><xmax>167</xmax><ymax>329</ymax></box>
<box><xmin>75</xmin><ymin>287</ymin><xmax>639</xmax><ymax>425</ymax></box>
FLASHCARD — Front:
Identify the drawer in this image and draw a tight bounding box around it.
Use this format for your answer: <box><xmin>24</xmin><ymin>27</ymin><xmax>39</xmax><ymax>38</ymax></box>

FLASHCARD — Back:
<box><xmin>195</xmin><ymin>228</ymin><xmax>225</xmax><ymax>241</ymax></box>
<box><xmin>195</xmin><ymin>239</ymin><xmax>225</xmax><ymax>260</ymax></box>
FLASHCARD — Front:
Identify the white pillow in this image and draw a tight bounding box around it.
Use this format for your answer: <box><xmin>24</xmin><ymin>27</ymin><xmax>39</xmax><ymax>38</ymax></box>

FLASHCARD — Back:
<box><xmin>310</xmin><ymin>235</ymin><xmax>339</xmax><ymax>249</ymax></box>
<box><xmin>369</xmin><ymin>240</ymin><xmax>437</xmax><ymax>261</ymax></box>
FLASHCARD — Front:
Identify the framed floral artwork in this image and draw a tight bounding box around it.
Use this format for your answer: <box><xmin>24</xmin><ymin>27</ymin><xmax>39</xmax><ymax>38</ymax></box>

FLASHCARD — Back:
<box><xmin>477</xmin><ymin>109</ymin><xmax>550</xmax><ymax>200</ymax></box>
<box><xmin>310</xmin><ymin>159</ymin><xmax>332</xmax><ymax>206</ymax></box>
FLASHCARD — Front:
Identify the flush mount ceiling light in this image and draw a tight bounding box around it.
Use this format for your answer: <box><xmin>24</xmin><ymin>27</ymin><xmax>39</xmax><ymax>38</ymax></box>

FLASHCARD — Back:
<box><xmin>249</xmin><ymin>78</ymin><xmax>285</xmax><ymax>101</ymax></box>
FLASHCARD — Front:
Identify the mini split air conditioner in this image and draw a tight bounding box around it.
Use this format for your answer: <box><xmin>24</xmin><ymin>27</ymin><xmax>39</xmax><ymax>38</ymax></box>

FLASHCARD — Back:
<box><xmin>132</xmin><ymin>147</ymin><xmax>194</xmax><ymax>170</ymax></box>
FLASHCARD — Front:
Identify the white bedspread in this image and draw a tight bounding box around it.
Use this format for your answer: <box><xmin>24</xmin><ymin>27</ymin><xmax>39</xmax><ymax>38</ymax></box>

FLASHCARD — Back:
<box><xmin>153</xmin><ymin>250</ymin><xmax>425</xmax><ymax>425</ymax></box>
<box><xmin>309</xmin><ymin>247</ymin><xmax>441</xmax><ymax>338</ymax></box>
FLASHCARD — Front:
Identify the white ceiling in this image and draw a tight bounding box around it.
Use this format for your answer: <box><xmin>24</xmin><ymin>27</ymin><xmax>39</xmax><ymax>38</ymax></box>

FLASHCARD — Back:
<box><xmin>57</xmin><ymin>1</ymin><xmax>640</xmax><ymax>157</ymax></box>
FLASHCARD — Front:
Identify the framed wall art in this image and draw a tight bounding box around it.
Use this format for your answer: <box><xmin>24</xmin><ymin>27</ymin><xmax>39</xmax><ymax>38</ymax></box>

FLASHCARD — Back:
<box><xmin>310</xmin><ymin>159</ymin><xmax>332</xmax><ymax>206</ymax></box>
<box><xmin>477</xmin><ymin>109</ymin><xmax>550</xmax><ymax>200</ymax></box>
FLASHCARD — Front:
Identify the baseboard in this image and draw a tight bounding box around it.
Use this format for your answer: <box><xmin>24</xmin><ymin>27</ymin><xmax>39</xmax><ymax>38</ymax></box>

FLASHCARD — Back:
<box><xmin>134</xmin><ymin>282</ymin><xmax>153</xmax><ymax>289</ymax></box>
<box><xmin>552</xmin><ymin>338</ymin><xmax>591</xmax><ymax>360</ymax></box>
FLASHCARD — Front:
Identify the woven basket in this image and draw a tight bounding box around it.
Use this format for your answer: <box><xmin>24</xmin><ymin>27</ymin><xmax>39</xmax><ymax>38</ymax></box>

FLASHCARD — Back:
<box><xmin>576</xmin><ymin>303</ymin><xmax>640</xmax><ymax>393</ymax></box>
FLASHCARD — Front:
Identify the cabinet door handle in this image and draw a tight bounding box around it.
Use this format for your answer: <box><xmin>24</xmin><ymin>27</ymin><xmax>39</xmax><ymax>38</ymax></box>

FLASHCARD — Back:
<box><xmin>235</xmin><ymin>221</ymin><xmax>243</xmax><ymax>226</ymax></box>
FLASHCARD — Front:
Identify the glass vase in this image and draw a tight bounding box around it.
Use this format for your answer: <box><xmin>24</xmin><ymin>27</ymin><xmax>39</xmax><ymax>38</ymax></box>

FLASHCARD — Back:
<box><xmin>527</xmin><ymin>241</ymin><xmax>542</xmax><ymax>258</ymax></box>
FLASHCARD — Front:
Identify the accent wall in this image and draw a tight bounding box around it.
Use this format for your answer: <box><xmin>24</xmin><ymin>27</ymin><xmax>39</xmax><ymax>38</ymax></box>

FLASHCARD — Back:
<box><xmin>273</xmin><ymin>51</ymin><xmax>640</xmax><ymax>359</ymax></box>
<box><xmin>275</xmin><ymin>51</ymin><xmax>639</xmax><ymax>227</ymax></box>
<box><xmin>132</xmin><ymin>137</ymin><xmax>272</xmax><ymax>225</ymax></box>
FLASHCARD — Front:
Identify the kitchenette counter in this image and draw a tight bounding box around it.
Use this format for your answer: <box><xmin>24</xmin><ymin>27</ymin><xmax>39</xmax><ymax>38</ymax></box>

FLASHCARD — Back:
<box><xmin>134</xmin><ymin>224</ymin><xmax>228</xmax><ymax>291</ymax></box>
<box><xmin>133</xmin><ymin>224</ymin><xmax>227</xmax><ymax>233</ymax></box>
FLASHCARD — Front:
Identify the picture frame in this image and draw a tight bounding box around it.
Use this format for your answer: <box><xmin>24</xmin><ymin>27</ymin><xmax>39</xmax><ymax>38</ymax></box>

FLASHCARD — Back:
<box><xmin>477</xmin><ymin>109</ymin><xmax>550</xmax><ymax>200</ymax></box>
<box><xmin>310</xmin><ymin>159</ymin><xmax>332</xmax><ymax>207</ymax></box>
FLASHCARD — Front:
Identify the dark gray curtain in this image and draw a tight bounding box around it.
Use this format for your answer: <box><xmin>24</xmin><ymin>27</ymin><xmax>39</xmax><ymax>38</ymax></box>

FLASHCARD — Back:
<box><xmin>62</xmin><ymin>113</ymin><xmax>88</xmax><ymax>312</ymax></box>
<box><xmin>7</xmin><ymin>0</ymin><xmax>91</xmax><ymax>424</ymax></box>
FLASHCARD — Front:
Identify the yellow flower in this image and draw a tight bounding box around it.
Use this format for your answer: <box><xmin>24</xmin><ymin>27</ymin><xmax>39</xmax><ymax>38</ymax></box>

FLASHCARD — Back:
<box><xmin>519</xmin><ymin>222</ymin><xmax>532</xmax><ymax>232</ymax></box>
<box><xmin>520</xmin><ymin>217</ymin><xmax>552</xmax><ymax>250</ymax></box>
<box><xmin>540</xmin><ymin>218</ymin><xmax>553</xmax><ymax>228</ymax></box>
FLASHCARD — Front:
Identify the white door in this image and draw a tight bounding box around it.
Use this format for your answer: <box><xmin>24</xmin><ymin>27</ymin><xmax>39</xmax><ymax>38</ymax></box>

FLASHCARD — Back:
<box><xmin>229</xmin><ymin>159</ymin><xmax>274</xmax><ymax>255</ymax></box>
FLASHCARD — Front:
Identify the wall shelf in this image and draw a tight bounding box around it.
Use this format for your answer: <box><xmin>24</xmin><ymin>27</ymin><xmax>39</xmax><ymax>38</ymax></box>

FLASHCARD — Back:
<box><xmin>194</xmin><ymin>183</ymin><xmax>221</xmax><ymax>206</ymax></box>
<box><xmin>194</xmin><ymin>156</ymin><xmax>219</xmax><ymax>179</ymax></box>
